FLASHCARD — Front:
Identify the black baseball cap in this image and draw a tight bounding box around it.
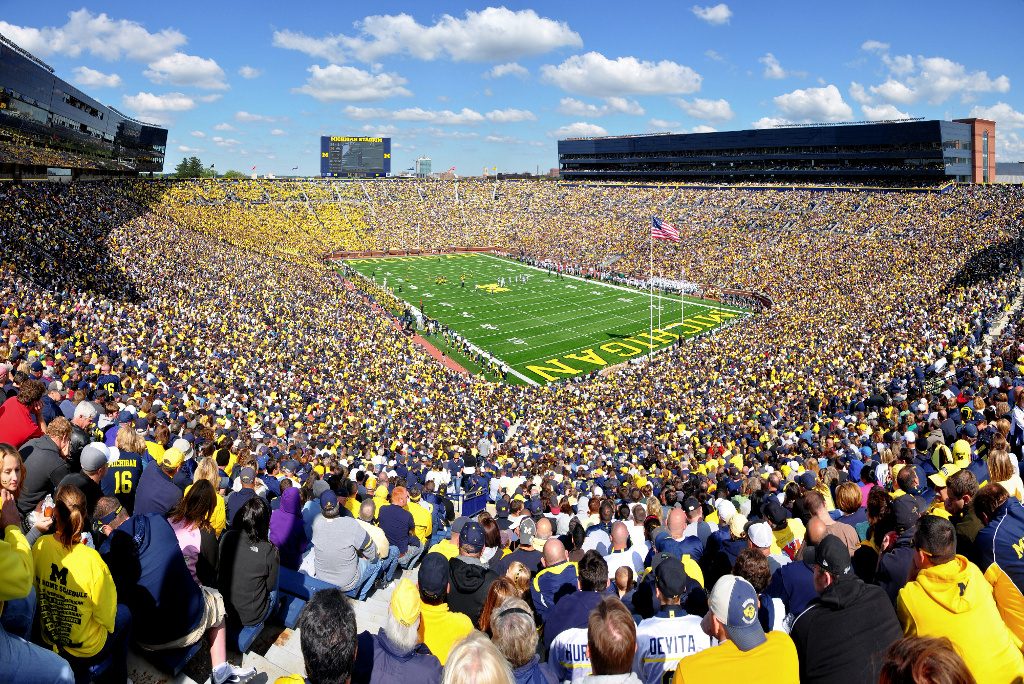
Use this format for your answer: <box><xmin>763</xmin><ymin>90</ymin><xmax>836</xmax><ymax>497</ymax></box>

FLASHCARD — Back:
<box><xmin>654</xmin><ymin>558</ymin><xmax>689</xmax><ymax>598</ymax></box>
<box><xmin>814</xmin><ymin>534</ymin><xmax>853</xmax><ymax>576</ymax></box>
<box><xmin>418</xmin><ymin>552</ymin><xmax>450</xmax><ymax>598</ymax></box>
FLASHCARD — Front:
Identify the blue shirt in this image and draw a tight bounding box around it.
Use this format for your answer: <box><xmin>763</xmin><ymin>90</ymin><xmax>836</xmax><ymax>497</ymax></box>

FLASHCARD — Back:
<box><xmin>378</xmin><ymin>504</ymin><xmax>415</xmax><ymax>554</ymax></box>
<box><xmin>133</xmin><ymin>465</ymin><xmax>182</xmax><ymax>517</ymax></box>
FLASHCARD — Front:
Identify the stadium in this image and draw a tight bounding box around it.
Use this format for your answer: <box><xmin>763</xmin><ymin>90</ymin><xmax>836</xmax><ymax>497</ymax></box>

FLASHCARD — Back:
<box><xmin>2</xmin><ymin>6</ymin><xmax>1024</xmax><ymax>684</ymax></box>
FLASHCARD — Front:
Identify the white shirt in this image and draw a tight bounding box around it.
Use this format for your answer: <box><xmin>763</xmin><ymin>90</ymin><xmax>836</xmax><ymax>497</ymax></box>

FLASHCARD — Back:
<box><xmin>604</xmin><ymin>547</ymin><xmax>645</xmax><ymax>576</ymax></box>
<box><xmin>549</xmin><ymin>626</ymin><xmax>591</xmax><ymax>683</ymax></box>
<box><xmin>634</xmin><ymin>610</ymin><xmax>717</xmax><ymax>684</ymax></box>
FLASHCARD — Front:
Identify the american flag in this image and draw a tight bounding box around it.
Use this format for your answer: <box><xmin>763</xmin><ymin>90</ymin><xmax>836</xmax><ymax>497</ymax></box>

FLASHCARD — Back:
<box><xmin>651</xmin><ymin>217</ymin><xmax>680</xmax><ymax>242</ymax></box>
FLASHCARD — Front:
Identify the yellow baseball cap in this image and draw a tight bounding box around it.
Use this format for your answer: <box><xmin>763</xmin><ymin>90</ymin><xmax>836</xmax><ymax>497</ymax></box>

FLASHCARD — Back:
<box><xmin>390</xmin><ymin>579</ymin><xmax>421</xmax><ymax>626</ymax></box>
<box><xmin>928</xmin><ymin>464</ymin><xmax>961</xmax><ymax>488</ymax></box>
<box><xmin>160</xmin><ymin>448</ymin><xmax>184</xmax><ymax>470</ymax></box>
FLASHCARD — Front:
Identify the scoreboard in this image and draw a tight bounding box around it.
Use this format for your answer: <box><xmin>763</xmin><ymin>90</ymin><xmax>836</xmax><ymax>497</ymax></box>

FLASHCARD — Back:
<box><xmin>320</xmin><ymin>136</ymin><xmax>391</xmax><ymax>177</ymax></box>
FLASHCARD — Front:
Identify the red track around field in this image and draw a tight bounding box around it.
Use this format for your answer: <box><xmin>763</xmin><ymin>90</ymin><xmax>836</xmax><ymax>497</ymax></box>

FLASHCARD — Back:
<box><xmin>345</xmin><ymin>280</ymin><xmax>469</xmax><ymax>376</ymax></box>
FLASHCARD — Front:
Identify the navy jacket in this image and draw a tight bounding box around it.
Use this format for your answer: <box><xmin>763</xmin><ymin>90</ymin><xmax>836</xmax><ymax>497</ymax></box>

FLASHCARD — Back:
<box><xmin>541</xmin><ymin>589</ymin><xmax>605</xmax><ymax>652</ymax></box>
<box><xmin>100</xmin><ymin>514</ymin><xmax>205</xmax><ymax>646</ymax></box>
<box><xmin>134</xmin><ymin>465</ymin><xmax>182</xmax><ymax>517</ymax></box>
<box><xmin>513</xmin><ymin>656</ymin><xmax>558</xmax><ymax>684</ymax></box>
<box><xmin>352</xmin><ymin>629</ymin><xmax>442</xmax><ymax>684</ymax></box>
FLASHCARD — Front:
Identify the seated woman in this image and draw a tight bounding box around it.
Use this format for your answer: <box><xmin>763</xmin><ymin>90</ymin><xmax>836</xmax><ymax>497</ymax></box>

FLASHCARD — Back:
<box><xmin>218</xmin><ymin>495</ymin><xmax>280</xmax><ymax>647</ymax></box>
<box><xmin>167</xmin><ymin>478</ymin><xmax>220</xmax><ymax>587</ymax></box>
<box><xmin>33</xmin><ymin>483</ymin><xmax>130</xmax><ymax>683</ymax></box>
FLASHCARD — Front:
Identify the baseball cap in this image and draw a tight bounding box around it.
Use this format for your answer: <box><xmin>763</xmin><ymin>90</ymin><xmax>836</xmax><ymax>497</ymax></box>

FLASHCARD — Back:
<box><xmin>952</xmin><ymin>440</ymin><xmax>971</xmax><ymax>468</ymax></box>
<box><xmin>729</xmin><ymin>513</ymin><xmax>748</xmax><ymax>539</ymax></box>
<box><xmin>708</xmin><ymin>575</ymin><xmax>767</xmax><ymax>651</ymax></box>
<box><xmin>451</xmin><ymin>516</ymin><xmax>470</xmax><ymax>536</ymax></box>
<box><xmin>518</xmin><ymin>517</ymin><xmax>536</xmax><ymax>547</ymax></box>
<box><xmin>763</xmin><ymin>498</ymin><xmax>791</xmax><ymax>527</ymax></box>
<box><xmin>239</xmin><ymin>467</ymin><xmax>256</xmax><ymax>484</ymax></box>
<box><xmin>928</xmin><ymin>464</ymin><xmax>961</xmax><ymax>488</ymax></box>
<box><xmin>747</xmin><ymin>522</ymin><xmax>774</xmax><ymax>550</ymax></box>
<box><xmin>654</xmin><ymin>557</ymin><xmax>688</xmax><ymax>598</ymax></box>
<box><xmin>30</xmin><ymin>360</ymin><xmax>43</xmax><ymax>372</ymax></box>
<box><xmin>80</xmin><ymin>443</ymin><xmax>109</xmax><ymax>473</ymax></box>
<box><xmin>390</xmin><ymin>579</ymin><xmax>421</xmax><ymax>627</ymax></box>
<box><xmin>160</xmin><ymin>447</ymin><xmax>184</xmax><ymax>470</ymax></box>
<box><xmin>418</xmin><ymin>552</ymin><xmax>450</xmax><ymax>598</ymax></box>
<box><xmin>117</xmin><ymin>409</ymin><xmax>134</xmax><ymax>424</ymax></box>
<box><xmin>320</xmin><ymin>491</ymin><xmax>339</xmax><ymax>513</ymax></box>
<box><xmin>495</xmin><ymin>498</ymin><xmax>510</xmax><ymax>518</ymax></box>
<box><xmin>47</xmin><ymin>380</ymin><xmax>64</xmax><ymax>393</ymax></box>
<box><xmin>814</xmin><ymin>534</ymin><xmax>853</xmax><ymax>577</ymax></box>
<box><xmin>171</xmin><ymin>438</ymin><xmax>195</xmax><ymax>460</ymax></box>
<box><xmin>893</xmin><ymin>496</ymin><xmax>922</xmax><ymax>533</ymax></box>
<box><xmin>683</xmin><ymin>496</ymin><xmax>700</xmax><ymax>514</ymax></box>
<box><xmin>461</xmin><ymin>521</ymin><xmax>486</xmax><ymax>553</ymax></box>
<box><xmin>714</xmin><ymin>499</ymin><xmax>737</xmax><ymax>525</ymax></box>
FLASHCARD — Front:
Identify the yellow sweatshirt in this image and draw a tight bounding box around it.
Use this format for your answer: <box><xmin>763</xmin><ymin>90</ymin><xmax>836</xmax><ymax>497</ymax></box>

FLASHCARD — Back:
<box><xmin>897</xmin><ymin>555</ymin><xmax>1024</xmax><ymax>683</ymax></box>
<box><xmin>0</xmin><ymin>524</ymin><xmax>33</xmax><ymax>616</ymax></box>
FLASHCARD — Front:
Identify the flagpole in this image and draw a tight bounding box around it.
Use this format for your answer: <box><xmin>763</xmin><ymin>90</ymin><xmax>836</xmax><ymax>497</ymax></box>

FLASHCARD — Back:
<box><xmin>649</xmin><ymin>218</ymin><xmax>654</xmax><ymax>358</ymax></box>
<box><xmin>681</xmin><ymin>260</ymin><xmax>685</xmax><ymax>338</ymax></box>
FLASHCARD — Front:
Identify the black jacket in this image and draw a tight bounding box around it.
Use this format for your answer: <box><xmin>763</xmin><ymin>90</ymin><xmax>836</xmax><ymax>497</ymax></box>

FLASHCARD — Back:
<box><xmin>448</xmin><ymin>556</ymin><xmax>498</xmax><ymax>628</ymax></box>
<box><xmin>69</xmin><ymin>424</ymin><xmax>91</xmax><ymax>473</ymax></box>
<box><xmin>876</xmin><ymin>530</ymin><xmax>916</xmax><ymax>604</ymax></box>
<box><xmin>17</xmin><ymin>435</ymin><xmax>69</xmax><ymax>517</ymax></box>
<box><xmin>789</xmin><ymin>575</ymin><xmax>902</xmax><ymax>684</ymax></box>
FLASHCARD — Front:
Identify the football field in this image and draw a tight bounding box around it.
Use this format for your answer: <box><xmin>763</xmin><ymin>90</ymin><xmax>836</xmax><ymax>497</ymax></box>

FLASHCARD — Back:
<box><xmin>344</xmin><ymin>253</ymin><xmax>749</xmax><ymax>385</ymax></box>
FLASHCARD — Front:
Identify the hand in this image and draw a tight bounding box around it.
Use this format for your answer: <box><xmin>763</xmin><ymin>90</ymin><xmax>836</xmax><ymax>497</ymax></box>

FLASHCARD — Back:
<box><xmin>0</xmin><ymin>491</ymin><xmax>21</xmax><ymax>529</ymax></box>
<box><xmin>34</xmin><ymin>512</ymin><xmax>54</xmax><ymax>532</ymax></box>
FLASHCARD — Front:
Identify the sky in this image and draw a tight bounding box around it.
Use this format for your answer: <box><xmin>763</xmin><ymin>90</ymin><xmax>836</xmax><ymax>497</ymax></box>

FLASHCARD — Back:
<box><xmin>2</xmin><ymin>2</ymin><xmax>1023</xmax><ymax>176</ymax></box>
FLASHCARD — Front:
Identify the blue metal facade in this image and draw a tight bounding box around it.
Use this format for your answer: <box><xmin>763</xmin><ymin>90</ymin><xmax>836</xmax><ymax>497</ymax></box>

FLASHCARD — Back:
<box><xmin>558</xmin><ymin>120</ymin><xmax>975</xmax><ymax>183</ymax></box>
<box><xmin>0</xmin><ymin>37</ymin><xmax>168</xmax><ymax>173</ymax></box>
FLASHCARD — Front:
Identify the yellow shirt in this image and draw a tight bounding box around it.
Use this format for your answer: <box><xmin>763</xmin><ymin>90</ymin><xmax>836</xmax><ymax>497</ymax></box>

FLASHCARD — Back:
<box><xmin>674</xmin><ymin>631</ymin><xmax>799</xmax><ymax>683</ymax></box>
<box><xmin>33</xmin><ymin>535</ymin><xmax>117</xmax><ymax>658</ymax></box>
<box><xmin>0</xmin><ymin>524</ymin><xmax>32</xmax><ymax>609</ymax></box>
<box><xmin>431</xmin><ymin>539</ymin><xmax>460</xmax><ymax>561</ymax></box>
<box><xmin>184</xmin><ymin>484</ymin><xmax>227</xmax><ymax>536</ymax></box>
<box><xmin>419</xmin><ymin>601</ymin><xmax>474</xmax><ymax>665</ymax></box>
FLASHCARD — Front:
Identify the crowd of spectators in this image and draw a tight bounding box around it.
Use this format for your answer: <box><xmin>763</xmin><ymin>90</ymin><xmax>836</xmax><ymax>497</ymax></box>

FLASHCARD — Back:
<box><xmin>0</xmin><ymin>177</ymin><xmax>1023</xmax><ymax>683</ymax></box>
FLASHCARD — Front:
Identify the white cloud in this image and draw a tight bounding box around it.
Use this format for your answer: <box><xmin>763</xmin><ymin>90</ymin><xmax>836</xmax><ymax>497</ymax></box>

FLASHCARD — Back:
<box><xmin>751</xmin><ymin>116</ymin><xmax>789</xmax><ymax>129</ymax></box>
<box><xmin>772</xmin><ymin>84</ymin><xmax>853</xmax><ymax>123</ymax></box>
<box><xmin>969</xmin><ymin>102</ymin><xmax>1024</xmax><ymax>129</ymax></box>
<box><xmin>541</xmin><ymin>52</ymin><xmax>701</xmax><ymax>96</ymax></box>
<box><xmin>235</xmin><ymin>111</ymin><xmax>279</xmax><ymax>123</ymax></box>
<box><xmin>550</xmin><ymin>122</ymin><xmax>607</xmax><ymax>138</ymax></box>
<box><xmin>861</xmin><ymin>39</ymin><xmax>890</xmax><ymax>53</ymax></box>
<box><xmin>604</xmin><ymin>97</ymin><xmax>645</xmax><ymax>115</ymax></box>
<box><xmin>704</xmin><ymin>49</ymin><xmax>725</xmax><ymax>62</ymax></box>
<box><xmin>238</xmin><ymin>66</ymin><xmax>262</xmax><ymax>79</ymax></box>
<box><xmin>190</xmin><ymin>130</ymin><xmax>206</xmax><ymax>138</ymax></box>
<box><xmin>485</xmin><ymin>135</ymin><xmax>522</xmax><ymax>144</ymax></box>
<box><xmin>869</xmin><ymin>79</ymin><xmax>916</xmax><ymax>105</ymax></box>
<box><xmin>177</xmin><ymin>145</ymin><xmax>203</xmax><ymax>153</ymax></box>
<box><xmin>294</xmin><ymin>64</ymin><xmax>412</xmax><ymax>101</ymax></box>
<box><xmin>274</xmin><ymin>8</ymin><xmax>581</xmax><ymax>63</ymax></box>
<box><xmin>648</xmin><ymin>118</ymin><xmax>681</xmax><ymax>130</ymax></box>
<box><xmin>121</xmin><ymin>91</ymin><xmax>195</xmax><ymax>125</ymax></box>
<box><xmin>211</xmin><ymin>136</ymin><xmax>241</xmax><ymax>147</ymax></box>
<box><xmin>72</xmin><ymin>66</ymin><xmax>122</xmax><ymax>88</ymax></box>
<box><xmin>144</xmin><ymin>52</ymin><xmax>228</xmax><ymax>90</ymax></box>
<box><xmin>690</xmin><ymin>125</ymin><xmax>718</xmax><ymax>133</ymax></box>
<box><xmin>759</xmin><ymin>53</ymin><xmax>786</xmax><ymax>79</ymax></box>
<box><xmin>485</xmin><ymin>108</ymin><xmax>537</xmax><ymax>123</ymax></box>
<box><xmin>394</xmin><ymin>108</ymin><xmax>484</xmax><ymax>125</ymax></box>
<box><xmin>1000</xmin><ymin>132</ymin><xmax>1024</xmax><ymax>161</ymax></box>
<box><xmin>675</xmin><ymin>97</ymin><xmax>734</xmax><ymax>121</ymax></box>
<box><xmin>196</xmin><ymin>94</ymin><xmax>222</xmax><ymax>103</ymax></box>
<box><xmin>558</xmin><ymin>97</ymin><xmax>645</xmax><ymax>117</ymax></box>
<box><xmin>862</xmin><ymin>103</ymin><xmax>911</xmax><ymax>120</ymax></box>
<box><xmin>360</xmin><ymin>124</ymin><xmax>399</xmax><ymax>135</ymax></box>
<box><xmin>0</xmin><ymin>9</ymin><xmax>185</xmax><ymax>62</ymax></box>
<box><xmin>344</xmin><ymin>106</ymin><xmax>388</xmax><ymax>120</ymax></box>
<box><xmin>858</xmin><ymin>53</ymin><xmax>1010</xmax><ymax>107</ymax></box>
<box><xmin>213</xmin><ymin>123</ymin><xmax>235</xmax><ymax>131</ymax></box>
<box><xmin>487</xmin><ymin>62</ymin><xmax>528</xmax><ymax>79</ymax></box>
<box><xmin>691</xmin><ymin>4</ymin><xmax>732</xmax><ymax>25</ymax></box>
<box><xmin>269</xmin><ymin>129</ymin><xmax>287</xmax><ymax>136</ymax></box>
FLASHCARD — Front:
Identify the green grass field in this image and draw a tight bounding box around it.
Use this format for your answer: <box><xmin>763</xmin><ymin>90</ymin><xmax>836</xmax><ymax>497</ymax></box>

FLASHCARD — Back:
<box><xmin>344</xmin><ymin>253</ymin><xmax>749</xmax><ymax>385</ymax></box>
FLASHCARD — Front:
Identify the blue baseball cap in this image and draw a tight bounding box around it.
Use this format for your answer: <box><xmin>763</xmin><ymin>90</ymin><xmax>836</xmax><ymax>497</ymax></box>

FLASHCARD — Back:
<box><xmin>708</xmin><ymin>575</ymin><xmax>766</xmax><ymax>651</ymax></box>
<box><xmin>461</xmin><ymin>521</ymin><xmax>486</xmax><ymax>553</ymax></box>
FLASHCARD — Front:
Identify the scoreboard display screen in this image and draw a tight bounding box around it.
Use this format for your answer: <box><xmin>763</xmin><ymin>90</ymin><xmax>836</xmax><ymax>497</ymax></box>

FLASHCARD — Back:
<box><xmin>320</xmin><ymin>136</ymin><xmax>391</xmax><ymax>177</ymax></box>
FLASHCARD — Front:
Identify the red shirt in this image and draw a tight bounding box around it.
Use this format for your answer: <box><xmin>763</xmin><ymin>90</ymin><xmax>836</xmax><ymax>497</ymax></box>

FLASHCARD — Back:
<box><xmin>0</xmin><ymin>396</ymin><xmax>43</xmax><ymax>448</ymax></box>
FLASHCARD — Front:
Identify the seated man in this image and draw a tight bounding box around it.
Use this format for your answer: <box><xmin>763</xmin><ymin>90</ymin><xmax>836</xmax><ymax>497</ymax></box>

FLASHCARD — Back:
<box><xmin>307</xmin><ymin>491</ymin><xmax>380</xmax><ymax>600</ymax></box>
<box><xmin>274</xmin><ymin>589</ymin><xmax>358</xmax><ymax>684</ymax></box>
<box><xmin>96</xmin><ymin>496</ymin><xmax>255</xmax><ymax>684</ymax></box>
<box><xmin>352</xmin><ymin>578</ymin><xmax>442</xmax><ymax>683</ymax></box>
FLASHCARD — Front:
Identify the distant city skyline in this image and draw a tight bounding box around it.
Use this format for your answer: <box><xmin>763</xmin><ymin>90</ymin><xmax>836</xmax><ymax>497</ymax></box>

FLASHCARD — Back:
<box><xmin>3</xmin><ymin>2</ymin><xmax>1023</xmax><ymax>175</ymax></box>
